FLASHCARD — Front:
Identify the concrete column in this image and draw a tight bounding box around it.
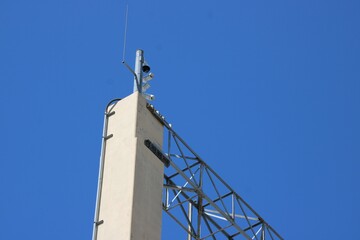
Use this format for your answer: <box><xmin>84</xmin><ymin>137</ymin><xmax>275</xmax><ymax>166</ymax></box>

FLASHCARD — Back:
<box><xmin>94</xmin><ymin>92</ymin><xmax>164</xmax><ymax>240</ymax></box>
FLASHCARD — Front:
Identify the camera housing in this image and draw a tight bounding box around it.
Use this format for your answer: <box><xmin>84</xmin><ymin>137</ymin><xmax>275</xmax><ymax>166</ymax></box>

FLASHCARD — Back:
<box><xmin>142</xmin><ymin>61</ymin><xmax>150</xmax><ymax>73</ymax></box>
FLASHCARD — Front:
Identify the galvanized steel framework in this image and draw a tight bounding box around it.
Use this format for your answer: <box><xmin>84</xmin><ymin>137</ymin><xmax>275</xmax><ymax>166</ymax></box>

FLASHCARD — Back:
<box><xmin>146</xmin><ymin>103</ymin><xmax>283</xmax><ymax>240</ymax></box>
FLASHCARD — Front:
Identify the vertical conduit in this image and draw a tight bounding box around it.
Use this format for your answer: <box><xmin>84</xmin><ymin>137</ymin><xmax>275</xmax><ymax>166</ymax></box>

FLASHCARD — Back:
<box><xmin>92</xmin><ymin>99</ymin><xmax>120</xmax><ymax>240</ymax></box>
<box><xmin>92</xmin><ymin>112</ymin><xmax>108</xmax><ymax>240</ymax></box>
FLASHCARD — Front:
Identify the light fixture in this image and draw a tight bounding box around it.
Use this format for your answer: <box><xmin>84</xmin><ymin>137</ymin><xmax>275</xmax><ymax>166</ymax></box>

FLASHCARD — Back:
<box><xmin>143</xmin><ymin>93</ymin><xmax>155</xmax><ymax>101</ymax></box>
<box><xmin>142</xmin><ymin>82</ymin><xmax>151</xmax><ymax>92</ymax></box>
<box><xmin>143</xmin><ymin>73</ymin><xmax>154</xmax><ymax>82</ymax></box>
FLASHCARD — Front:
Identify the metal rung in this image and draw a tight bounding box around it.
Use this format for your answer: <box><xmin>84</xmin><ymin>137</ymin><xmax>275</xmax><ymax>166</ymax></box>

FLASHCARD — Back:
<box><xmin>103</xmin><ymin>134</ymin><xmax>113</xmax><ymax>140</ymax></box>
<box><xmin>144</xmin><ymin>139</ymin><xmax>170</xmax><ymax>167</ymax></box>
<box><xmin>106</xmin><ymin>111</ymin><xmax>115</xmax><ymax>117</ymax></box>
<box><xmin>95</xmin><ymin>220</ymin><xmax>104</xmax><ymax>226</ymax></box>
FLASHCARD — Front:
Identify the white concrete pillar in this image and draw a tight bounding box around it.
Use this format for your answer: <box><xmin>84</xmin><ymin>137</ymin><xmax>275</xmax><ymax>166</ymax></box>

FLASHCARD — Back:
<box><xmin>94</xmin><ymin>92</ymin><xmax>164</xmax><ymax>240</ymax></box>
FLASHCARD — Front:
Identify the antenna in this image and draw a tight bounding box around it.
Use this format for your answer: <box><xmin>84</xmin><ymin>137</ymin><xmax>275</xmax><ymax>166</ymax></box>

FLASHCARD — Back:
<box><xmin>121</xmin><ymin>3</ymin><xmax>133</xmax><ymax>72</ymax></box>
<box><xmin>120</xmin><ymin>5</ymin><xmax>155</xmax><ymax>100</ymax></box>
<box><xmin>122</xmin><ymin>4</ymin><xmax>129</xmax><ymax>62</ymax></box>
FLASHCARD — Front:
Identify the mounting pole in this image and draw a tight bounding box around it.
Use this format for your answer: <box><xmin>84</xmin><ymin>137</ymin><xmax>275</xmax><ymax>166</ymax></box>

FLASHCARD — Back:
<box><xmin>133</xmin><ymin>49</ymin><xmax>144</xmax><ymax>93</ymax></box>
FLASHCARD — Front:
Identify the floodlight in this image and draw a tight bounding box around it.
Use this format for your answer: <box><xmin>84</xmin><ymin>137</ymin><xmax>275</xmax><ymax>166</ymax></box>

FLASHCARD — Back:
<box><xmin>143</xmin><ymin>73</ymin><xmax>154</xmax><ymax>82</ymax></box>
<box><xmin>143</xmin><ymin>93</ymin><xmax>155</xmax><ymax>101</ymax></box>
<box><xmin>142</xmin><ymin>82</ymin><xmax>151</xmax><ymax>92</ymax></box>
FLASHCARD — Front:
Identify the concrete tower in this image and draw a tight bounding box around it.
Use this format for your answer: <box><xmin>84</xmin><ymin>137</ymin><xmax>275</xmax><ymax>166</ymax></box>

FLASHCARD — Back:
<box><xmin>91</xmin><ymin>50</ymin><xmax>283</xmax><ymax>240</ymax></box>
<box><xmin>92</xmin><ymin>92</ymin><xmax>164</xmax><ymax>240</ymax></box>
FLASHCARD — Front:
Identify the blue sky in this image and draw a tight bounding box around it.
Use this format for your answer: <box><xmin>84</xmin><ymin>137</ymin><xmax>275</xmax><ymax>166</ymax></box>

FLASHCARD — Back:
<box><xmin>1</xmin><ymin>0</ymin><xmax>359</xmax><ymax>239</ymax></box>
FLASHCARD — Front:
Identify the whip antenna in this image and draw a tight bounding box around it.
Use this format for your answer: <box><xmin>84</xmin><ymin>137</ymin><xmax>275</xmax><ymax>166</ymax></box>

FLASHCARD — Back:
<box><xmin>122</xmin><ymin>4</ymin><xmax>129</xmax><ymax>62</ymax></box>
<box><xmin>120</xmin><ymin>4</ymin><xmax>155</xmax><ymax>100</ymax></box>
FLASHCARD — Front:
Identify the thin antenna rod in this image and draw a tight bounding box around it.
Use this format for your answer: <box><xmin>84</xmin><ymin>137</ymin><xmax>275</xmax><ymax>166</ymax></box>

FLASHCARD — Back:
<box><xmin>122</xmin><ymin>4</ymin><xmax>129</xmax><ymax>62</ymax></box>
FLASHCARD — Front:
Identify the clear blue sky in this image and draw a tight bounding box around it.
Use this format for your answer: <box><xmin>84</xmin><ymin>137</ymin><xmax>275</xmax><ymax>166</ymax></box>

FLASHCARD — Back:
<box><xmin>1</xmin><ymin>0</ymin><xmax>359</xmax><ymax>239</ymax></box>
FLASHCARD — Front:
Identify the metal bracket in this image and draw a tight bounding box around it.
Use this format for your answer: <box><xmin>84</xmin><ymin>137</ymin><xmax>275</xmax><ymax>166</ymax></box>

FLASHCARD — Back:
<box><xmin>106</xmin><ymin>111</ymin><xmax>115</xmax><ymax>117</ymax></box>
<box><xmin>103</xmin><ymin>134</ymin><xmax>113</xmax><ymax>140</ymax></box>
<box><xmin>144</xmin><ymin>139</ymin><xmax>170</xmax><ymax>167</ymax></box>
<box><xmin>95</xmin><ymin>220</ymin><xmax>104</xmax><ymax>226</ymax></box>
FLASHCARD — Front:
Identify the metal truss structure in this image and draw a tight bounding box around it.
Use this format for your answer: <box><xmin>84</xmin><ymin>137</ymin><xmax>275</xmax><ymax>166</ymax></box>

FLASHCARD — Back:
<box><xmin>146</xmin><ymin>103</ymin><xmax>283</xmax><ymax>240</ymax></box>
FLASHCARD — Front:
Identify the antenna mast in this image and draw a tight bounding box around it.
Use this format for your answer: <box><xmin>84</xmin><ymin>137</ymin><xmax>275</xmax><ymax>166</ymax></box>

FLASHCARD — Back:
<box><xmin>133</xmin><ymin>49</ymin><xmax>144</xmax><ymax>93</ymax></box>
<box><xmin>123</xmin><ymin>49</ymin><xmax>154</xmax><ymax>100</ymax></box>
